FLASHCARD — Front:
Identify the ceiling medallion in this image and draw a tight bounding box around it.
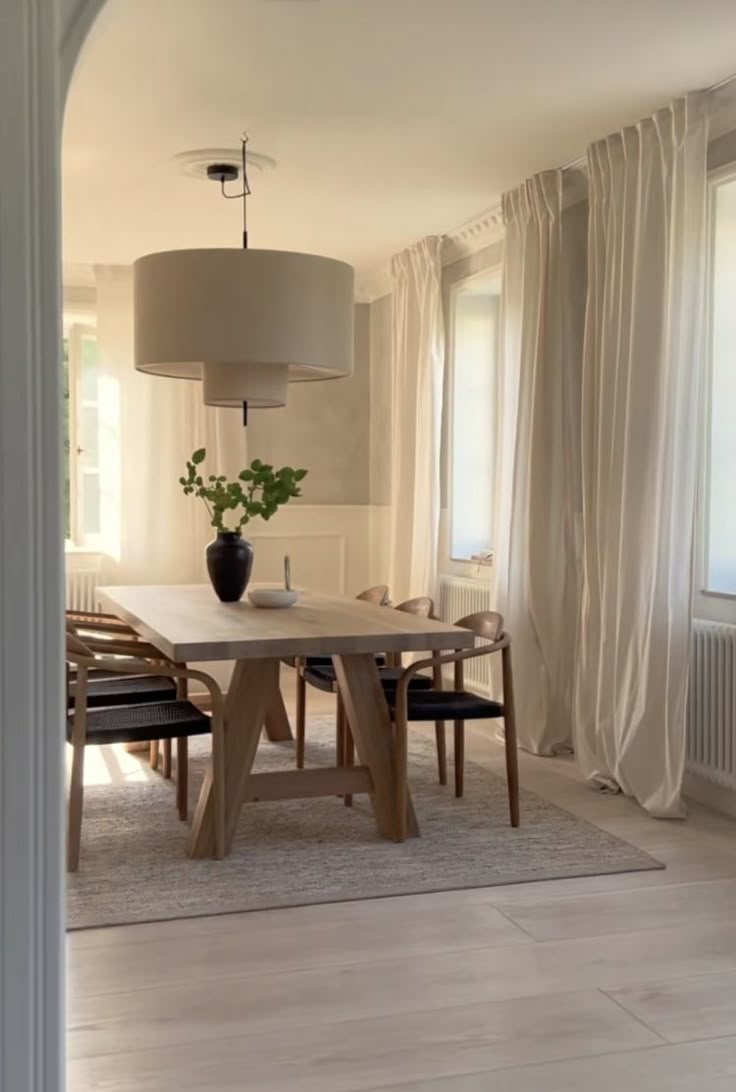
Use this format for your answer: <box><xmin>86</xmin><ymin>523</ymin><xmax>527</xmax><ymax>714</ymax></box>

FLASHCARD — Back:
<box><xmin>173</xmin><ymin>146</ymin><xmax>277</xmax><ymax>182</ymax></box>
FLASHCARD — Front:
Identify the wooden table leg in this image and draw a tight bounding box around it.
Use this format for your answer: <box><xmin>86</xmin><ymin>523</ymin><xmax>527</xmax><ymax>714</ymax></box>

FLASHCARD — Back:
<box><xmin>263</xmin><ymin>664</ymin><xmax>293</xmax><ymax>742</ymax></box>
<box><xmin>333</xmin><ymin>653</ymin><xmax>419</xmax><ymax>841</ymax></box>
<box><xmin>189</xmin><ymin>658</ymin><xmax>279</xmax><ymax>858</ymax></box>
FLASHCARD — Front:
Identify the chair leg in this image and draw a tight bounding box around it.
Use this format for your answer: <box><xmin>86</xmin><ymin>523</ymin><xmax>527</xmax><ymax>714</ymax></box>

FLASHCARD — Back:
<box><xmin>502</xmin><ymin>645</ymin><xmax>520</xmax><ymax>827</ymax></box>
<box><xmin>211</xmin><ymin>718</ymin><xmax>226</xmax><ymax>860</ymax></box>
<box><xmin>504</xmin><ymin>716</ymin><xmax>520</xmax><ymax>828</ymax></box>
<box><xmin>67</xmin><ymin>744</ymin><xmax>85</xmax><ymax>872</ymax></box>
<box><xmin>434</xmin><ymin>721</ymin><xmax>447</xmax><ymax>785</ymax></box>
<box><xmin>344</xmin><ymin>715</ymin><xmax>355</xmax><ymax>807</ymax></box>
<box><xmin>176</xmin><ymin>737</ymin><xmax>188</xmax><ymax>821</ymax></box>
<box><xmin>395</xmin><ymin>706</ymin><xmax>409</xmax><ymax>842</ymax></box>
<box><xmin>296</xmin><ymin>669</ymin><xmax>306</xmax><ymax>768</ymax></box>
<box><xmin>162</xmin><ymin>738</ymin><xmax>172</xmax><ymax>779</ymax></box>
<box><xmin>149</xmin><ymin>739</ymin><xmax>159</xmax><ymax>770</ymax></box>
<box><xmin>453</xmin><ymin>720</ymin><xmax>465</xmax><ymax>798</ymax></box>
<box><xmin>336</xmin><ymin>692</ymin><xmax>346</xmax><ymax>769</ymax></box>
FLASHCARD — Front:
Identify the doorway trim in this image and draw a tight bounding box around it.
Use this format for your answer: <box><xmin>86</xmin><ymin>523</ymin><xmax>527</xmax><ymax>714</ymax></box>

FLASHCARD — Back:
<box><xmin>0</xmin><ymin>1</ymin><xmax>105</xmax><ymax>1089</ymax></box>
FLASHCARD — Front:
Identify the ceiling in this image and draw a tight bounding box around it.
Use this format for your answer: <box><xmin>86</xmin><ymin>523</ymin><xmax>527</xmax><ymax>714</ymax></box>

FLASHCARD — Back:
<box><xmin>63</xmin><ymin>0</ymin><xmax>736</xmax><ymax>292</ymax></box>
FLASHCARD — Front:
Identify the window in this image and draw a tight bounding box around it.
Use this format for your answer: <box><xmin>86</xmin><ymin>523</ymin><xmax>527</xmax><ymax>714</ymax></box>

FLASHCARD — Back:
<box><xmin>64</xmin><ymin>322</ymin><xmax>102</xmax><ymax>546</ymax></box>
<box><xmin>448</xmin><ymin>274</ymin><xmax>499</xmax><ymax>561</ymax></box>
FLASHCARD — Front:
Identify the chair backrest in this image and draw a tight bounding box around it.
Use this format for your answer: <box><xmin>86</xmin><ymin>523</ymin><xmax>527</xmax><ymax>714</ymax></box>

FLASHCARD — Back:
<box><xmin>395</xmin><ymin>596</ymin><xmax>433</xmax><ymax>618</ymax></box>
<box><xmin>357</xmin><ymin>585</ymin><xmax>390</xmax><ymax>606</ymax></box>
<box><xmin>455</xmin><ymin>610</ymin><xmax>504</xmax><ymax>641</ymax></box>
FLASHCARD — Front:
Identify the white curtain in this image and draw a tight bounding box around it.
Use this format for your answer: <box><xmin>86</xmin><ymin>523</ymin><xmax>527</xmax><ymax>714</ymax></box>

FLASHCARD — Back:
<box><xmin>94</xmin><ymin>265</ymin><xmax>248</xmax><ymax>586</ymax></box>
<box><xmin>574</xmin><ymin>94</ymin><xmax>710</xmax><ymax>816</ymax></box>
<box><xmin>495</xmin><ymin>172</ymin><xmax>583</xmax><ymax>754</ymax></box>
<box><xmin>388</xmin><ymin>237</ymin><xmax>445</xmax><ymax>603</ymax></box>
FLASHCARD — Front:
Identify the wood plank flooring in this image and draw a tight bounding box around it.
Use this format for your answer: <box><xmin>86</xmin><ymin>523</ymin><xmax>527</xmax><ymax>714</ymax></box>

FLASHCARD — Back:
<box><xmin>67</xmin><ymin>672</ymin><xmax>736</xmax><ymax>1090</ymax></box>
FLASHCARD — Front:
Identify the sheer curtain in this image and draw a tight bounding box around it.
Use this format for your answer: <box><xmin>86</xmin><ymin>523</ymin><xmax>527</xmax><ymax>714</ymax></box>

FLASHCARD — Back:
<box><xmin>388</xmin><ymin>238</ymin><xmax>445</xmax><ymax>602</ymax></box>
<box><xmin>95</xmin><ymin>265</ymin><xmax>247</xmax><ymax>585</ymax></box>
<box><xmin>495</xmin><ymin>172</ymin><xmax>583</xmax><ymax>754</ymax></box>
<box><xmin>574</xmin><ymin>94</ymin><xmax>710</xmax><ymax>816</ymax></box>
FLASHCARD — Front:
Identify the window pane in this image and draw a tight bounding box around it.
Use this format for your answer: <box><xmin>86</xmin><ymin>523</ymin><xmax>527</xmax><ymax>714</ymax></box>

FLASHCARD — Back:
<box><xmin>82</xmin><ymin>472</ymin><xmax>101</xmax><ymax>536</ymax></box>
<box><xmin>708</xmin><ymin>180</ymin><xmax>736</xmax><ymax>594</ymax></box>
<box><xmin>451</xmin><ymin>291</ymin><xmax>497</xmax><ymax>559</ymax></box>
<box><xmin>80</xmin><ymin>405</ymin><xmax>100</xmax><ymax>465</ymax></box>
<box><xmin>81</xmin><ymin>334</ymin><xmax>99</xmax><ymax>401</ymax></box>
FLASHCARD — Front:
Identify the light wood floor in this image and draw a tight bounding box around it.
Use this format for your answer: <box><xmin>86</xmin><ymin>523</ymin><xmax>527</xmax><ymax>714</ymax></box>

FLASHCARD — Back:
<box><xmin>67</xmin><ymin>673</ymin><xmax>736</xmax><ymax>1090</ymax></box>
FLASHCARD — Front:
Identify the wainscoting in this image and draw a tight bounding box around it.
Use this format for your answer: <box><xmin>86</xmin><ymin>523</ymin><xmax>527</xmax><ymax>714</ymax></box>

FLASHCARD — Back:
<box><xmin>685</xmin><ymin>618</ymin><xmax>736</xmax><ymax>816</ymax></box>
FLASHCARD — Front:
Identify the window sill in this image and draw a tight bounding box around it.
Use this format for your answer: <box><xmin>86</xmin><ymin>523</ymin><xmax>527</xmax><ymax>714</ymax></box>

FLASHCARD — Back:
<box><xmin>450</xmin><ymin>552</ymin><xmax>494</xmax><ymax>567</ymax></box>
<box><xmin>700</xmin><ymin>588</ymin><xmax>736</xmax><ymax>602</ymax></box>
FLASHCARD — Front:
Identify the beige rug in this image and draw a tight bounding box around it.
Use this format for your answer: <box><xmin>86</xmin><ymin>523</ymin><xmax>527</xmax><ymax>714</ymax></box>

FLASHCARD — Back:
<box><xmin>66</xmin><ymin>716</ymin><xmax>662</xmax><ymax>930</ymax></box>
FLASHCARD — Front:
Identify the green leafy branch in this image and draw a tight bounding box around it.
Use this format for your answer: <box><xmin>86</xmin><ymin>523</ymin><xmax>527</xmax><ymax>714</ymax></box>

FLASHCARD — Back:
<box><xmin>180</xmin><ymin>448</ymin><xmax>307</xmax><ymax>533</ymax></box>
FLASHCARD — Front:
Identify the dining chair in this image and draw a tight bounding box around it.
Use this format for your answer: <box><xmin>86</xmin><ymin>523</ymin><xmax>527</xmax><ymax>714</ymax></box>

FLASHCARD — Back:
<box><xmin>293</xmin><ymin>584</ymin><xmax>390</xmax><ymax>768</ymax></box>
<box><xmin>391</xmin><ymin>611</ymin><xmax>520</xmax><ymax>839</ymax></box>
<box><xmin>65</xmin><ymin>630</ymin><xmax>226</xmax><ymax>870</ymax></box>
<box><xmin>67</xmin><ymin>609</ymin><xmax>183</xmax><ymax>779</ymax></box>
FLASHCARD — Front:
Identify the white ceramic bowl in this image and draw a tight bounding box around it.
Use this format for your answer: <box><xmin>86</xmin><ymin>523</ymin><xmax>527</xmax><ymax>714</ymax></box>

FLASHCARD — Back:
<box><xmin>247</xmin><ymin>587</ymin><xmax>299</xmax><ymax>609</ymax></box>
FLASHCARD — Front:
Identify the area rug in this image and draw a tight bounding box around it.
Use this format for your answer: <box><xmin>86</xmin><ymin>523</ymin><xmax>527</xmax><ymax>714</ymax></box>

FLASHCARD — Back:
<box><xmin>66</xmin><ymin>716</ymin><xmax>662</xmax><ymax>930</ymax></box>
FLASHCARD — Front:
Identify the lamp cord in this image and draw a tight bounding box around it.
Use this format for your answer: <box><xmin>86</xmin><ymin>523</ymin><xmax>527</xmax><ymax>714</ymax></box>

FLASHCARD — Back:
<box><xmin>241</xmin><ymin>134</ymin><xmax>249</xmax><ymax>249</ymax></box>
<box><xmin>218</xmin><ymin>133</ymin><xmax>251</xmax><ymax>249</ymax></box>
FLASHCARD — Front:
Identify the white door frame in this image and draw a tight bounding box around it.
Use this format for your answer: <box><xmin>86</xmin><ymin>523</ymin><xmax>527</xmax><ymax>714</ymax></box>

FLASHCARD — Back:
<box><xmin>0</xmin><ymin>2</ymin><xmax>105</xmax><ymax>1089</ymax></box>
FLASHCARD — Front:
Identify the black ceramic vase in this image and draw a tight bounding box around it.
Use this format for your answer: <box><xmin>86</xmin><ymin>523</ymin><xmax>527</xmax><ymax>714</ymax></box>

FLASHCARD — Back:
<box><xmin>206</xmin><ymin>531</ymin><xmax>254</xmax><ymax>602</ymax></box>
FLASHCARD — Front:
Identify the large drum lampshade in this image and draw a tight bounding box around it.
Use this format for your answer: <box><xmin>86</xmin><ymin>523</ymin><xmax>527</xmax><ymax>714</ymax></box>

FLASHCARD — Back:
<box><xmin>133</xmin><ymin>248</ymin><xmax>355</xmax><ymax>408</ymax></box>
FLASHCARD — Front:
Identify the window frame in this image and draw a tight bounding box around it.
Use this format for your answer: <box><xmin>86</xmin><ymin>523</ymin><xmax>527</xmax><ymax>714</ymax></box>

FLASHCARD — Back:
<box><xmin>446</xmin><ymin>266</ymin><xmax>501</xmax><ymax>569</ymax></box>
<box><xmin>694</xmin><ymin>165</ymin><xmax>736</xmax><ymax>625</ymax></box>
<box><xmin>63</xmin><ymin>319</ymin><xmax>102</xmax><ymax>551</ymax></box>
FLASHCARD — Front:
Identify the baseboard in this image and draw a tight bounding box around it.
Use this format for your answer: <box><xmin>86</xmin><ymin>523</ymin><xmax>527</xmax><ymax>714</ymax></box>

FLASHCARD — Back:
<box><xmin>684</xmin><ymin>769</ymin><xmax>736</xmax><ymax>819</ymax></box>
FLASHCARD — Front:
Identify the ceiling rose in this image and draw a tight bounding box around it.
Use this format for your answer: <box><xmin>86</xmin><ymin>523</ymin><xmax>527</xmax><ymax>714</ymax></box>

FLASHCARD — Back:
<box><xmin>173</xmin><ymin>147</ymin><xmax>277</xmax><ymax>182</ymax></box>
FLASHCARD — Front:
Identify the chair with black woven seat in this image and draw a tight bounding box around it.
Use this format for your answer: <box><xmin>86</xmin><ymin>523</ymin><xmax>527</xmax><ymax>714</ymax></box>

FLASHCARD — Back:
<box><xmin>392</xmin><ymin>611</ymin><xmax>520</xmax><ymax>839</ymax></box>
<box><xmin>65</xmin><ymin>631</ymin><xmax>226</xmax><ymax>871</ymax></box>
<box><xmin>67</xmin><ymin>610</ymin><xmax>184</xmax><ymax>781</ymax></box>
<box><xmin>293</xmin><ymin>584</ymin><xmax>390</xmax><ymax>768</ymax></box>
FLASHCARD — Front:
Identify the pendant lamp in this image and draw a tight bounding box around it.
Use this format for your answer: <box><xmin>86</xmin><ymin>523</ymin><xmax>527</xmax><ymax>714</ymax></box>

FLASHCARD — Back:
<box><xmin>133</xmin><ymin>136</ymin><xmax>354</xmax><ymax>413</ymax></box>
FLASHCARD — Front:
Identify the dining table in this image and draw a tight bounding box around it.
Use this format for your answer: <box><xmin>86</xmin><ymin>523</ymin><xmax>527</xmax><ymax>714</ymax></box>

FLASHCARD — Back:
<box><xmin>97</xmin><ymin>584</ymin><xmax>475</xmax><ymax>858</ymax></box>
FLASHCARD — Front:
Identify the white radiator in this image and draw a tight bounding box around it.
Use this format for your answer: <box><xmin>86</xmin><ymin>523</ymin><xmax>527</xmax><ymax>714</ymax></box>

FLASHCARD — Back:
<box><xmin>65</xmin><ymin>567</ymin><xmax>100</xmax><ymax>612</ymax></box>
<box><xmin>686</xmin><ymin>620</ymin><xmax>736</xmax><ymax>793</ymax></box>
<box><xmin>438</xmin><ymin>576</ymin><xmax>493</xmax><ymax>696</ymax></box>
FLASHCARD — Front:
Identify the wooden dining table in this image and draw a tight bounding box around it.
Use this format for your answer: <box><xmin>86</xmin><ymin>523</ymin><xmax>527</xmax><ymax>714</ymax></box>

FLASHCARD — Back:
<box><xmin>98</xmin><ymin>584</ymin><xmax>475</xmax><ymax>858</ymax></box>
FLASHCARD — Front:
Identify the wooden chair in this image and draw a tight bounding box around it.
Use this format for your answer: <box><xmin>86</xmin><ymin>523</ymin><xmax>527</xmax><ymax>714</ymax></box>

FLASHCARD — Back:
<box><xmin>392</xmin><ymin>611</ymin><xmax>520</xmax><ymax>840</ymax></box>
<box><xmin>294</xmin><ymin>584</ymin><xmax>390</xmax><ymax>768</ymax></box>
<box><xmin>65</xmin><ymin>630</ymin><xmax>226</xmax><ymax>870</ymax></box>
<box><xmin>67</xmin><ymin>609</ymin><xmax>182</xmax><ymax>781</ymax></box>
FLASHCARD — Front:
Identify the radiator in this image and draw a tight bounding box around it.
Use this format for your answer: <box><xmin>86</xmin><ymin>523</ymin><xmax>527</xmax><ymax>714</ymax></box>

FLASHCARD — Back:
<box><xmin>65</xmin><ymin>567</ymin><xmax>100</xmax><ymax>612</ymax></box>
<box><xmin>686</xmin><ymin>619</ymin><xmax>736</xmax><ymax>792</ymax></box>
<box><xmin>438</xmin><ymin>576</ymin><xmax>493</xmax><ymax>696</ymax></box>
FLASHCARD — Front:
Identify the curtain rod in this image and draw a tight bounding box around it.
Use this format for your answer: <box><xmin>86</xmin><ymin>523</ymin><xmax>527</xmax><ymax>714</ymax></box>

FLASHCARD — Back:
<box><xmin>445</xmin><ymin>69</ymin><xmax>736</xmax><ymax>243</ymax></box>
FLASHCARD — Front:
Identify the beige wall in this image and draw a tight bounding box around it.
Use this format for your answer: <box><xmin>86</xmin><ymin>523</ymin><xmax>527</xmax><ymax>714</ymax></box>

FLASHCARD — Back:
<box><xmin>245</xmin><ymin>302</ymin><xmax>371</xmax><ymax>505</ymax></box>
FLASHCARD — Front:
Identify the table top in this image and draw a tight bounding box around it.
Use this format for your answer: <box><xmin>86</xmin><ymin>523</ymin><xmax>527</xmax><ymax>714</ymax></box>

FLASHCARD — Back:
<box><xmin>98</xmin><ymin>585</ymin><xmax>476</xmax><ymax>662</ymax></box>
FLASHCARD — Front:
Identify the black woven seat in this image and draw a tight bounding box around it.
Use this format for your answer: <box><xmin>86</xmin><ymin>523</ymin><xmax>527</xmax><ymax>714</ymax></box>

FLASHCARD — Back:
<box><xmin>68</xmin><ymin>673</ymin><xmax>177</xmax><ymax>709</ymax></box>
<box><xmin>303</xmin><ymin>663</ymin><xmax>433</xmax><ymax>693</ymax></box>
<box><xmin>390</xmin><ymin>689</ymin><xmax>505</xmax><ymax>722</ymax></box>
<box><xmin>303</xmin><ymin>653</ymin><xmax>386</xmax><ymax>670</ymax></box>
<box><xmin>67</xmin><ymin>700</ymin><xmax>211</xmax><ymax>747</ymax></box>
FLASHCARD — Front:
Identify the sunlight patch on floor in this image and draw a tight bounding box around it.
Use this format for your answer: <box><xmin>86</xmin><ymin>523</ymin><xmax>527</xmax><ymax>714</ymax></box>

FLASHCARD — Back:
<box><xmin>65</xmin><ymin>743</ymin><xmax>156</xmax><ymax>787</ymax></box>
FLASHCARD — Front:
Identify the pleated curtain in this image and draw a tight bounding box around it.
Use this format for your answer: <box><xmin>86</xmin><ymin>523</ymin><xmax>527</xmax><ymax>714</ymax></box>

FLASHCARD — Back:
<box><xmin>388</xmin><ymin>238</ymin><xmax>445</xmax><ymax>603</ymax></box>
<box><xmin>495</xmin><ymin>172</ymin><xmax>583</xmax><ymax>754</ymax></box>
<box><xmin>573</xmin><ymin>94</ymin><xmax>710</xmax><ymax>816</ymax></box>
